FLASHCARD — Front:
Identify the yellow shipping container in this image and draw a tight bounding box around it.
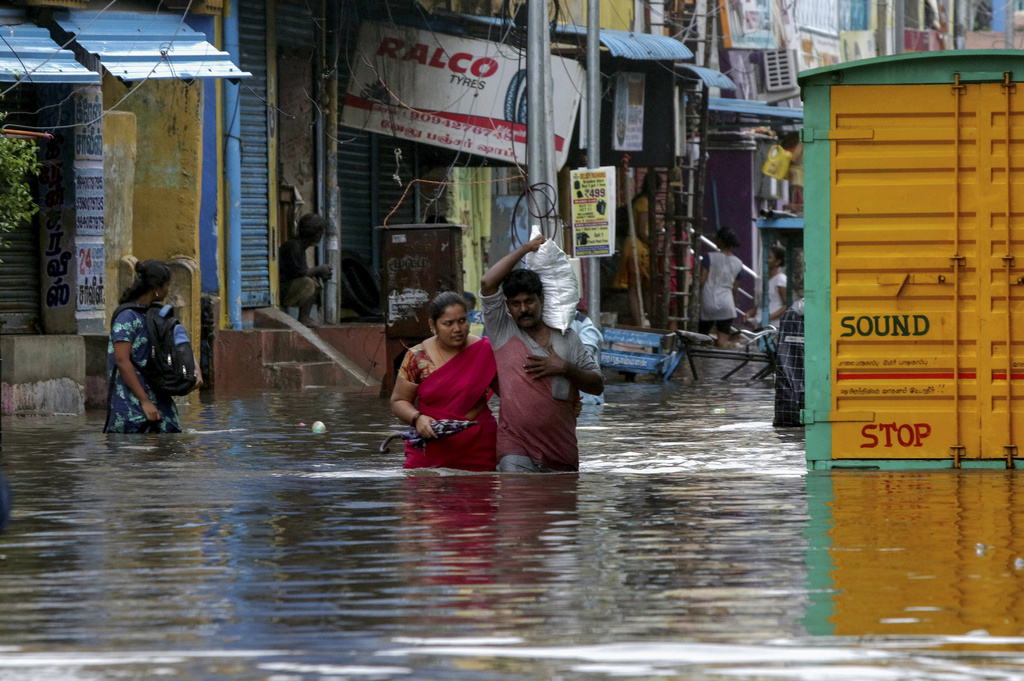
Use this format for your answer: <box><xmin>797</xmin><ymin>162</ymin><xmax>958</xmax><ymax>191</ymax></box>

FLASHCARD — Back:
<box><xmin>801</xmin><ymin>52</ymin><xmax>1024</xmax><ymax>469</ymax></box>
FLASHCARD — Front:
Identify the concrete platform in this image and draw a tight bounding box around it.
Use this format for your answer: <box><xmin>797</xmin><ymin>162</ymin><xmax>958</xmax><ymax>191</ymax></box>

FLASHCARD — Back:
<box><xmin>212</xmin><ymin>308</ymin><xmax>385</xmax><ymax>394</ymax></box>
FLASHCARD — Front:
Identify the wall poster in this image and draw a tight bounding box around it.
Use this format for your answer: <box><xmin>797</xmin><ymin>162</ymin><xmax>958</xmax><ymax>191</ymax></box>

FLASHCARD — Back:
<box><xmin>612</xmin><ymin>72</ymin><xmax>645</xmax><ymax>152</ymax></box>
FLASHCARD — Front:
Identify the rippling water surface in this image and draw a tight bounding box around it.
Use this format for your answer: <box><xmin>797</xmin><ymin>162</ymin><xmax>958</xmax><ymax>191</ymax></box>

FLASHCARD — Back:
<box><xmin>3</xmin><ymin>362</ymin><xmax>1024</xmax><ymax>680</ymax></box>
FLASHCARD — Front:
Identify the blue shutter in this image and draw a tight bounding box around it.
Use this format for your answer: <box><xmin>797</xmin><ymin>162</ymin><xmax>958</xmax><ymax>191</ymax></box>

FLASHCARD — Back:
<box><xmin>237</xmin><ymin>0</ymin><xmax>272</xmax><ymax>307</ymax></box>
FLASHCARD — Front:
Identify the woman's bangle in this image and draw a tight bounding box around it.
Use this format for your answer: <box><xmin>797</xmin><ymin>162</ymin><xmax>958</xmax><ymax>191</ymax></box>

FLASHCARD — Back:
<box><xmin>411</xmin><ymin>412</ymin><xmax>421</xmax><ymax>426</ymax></box>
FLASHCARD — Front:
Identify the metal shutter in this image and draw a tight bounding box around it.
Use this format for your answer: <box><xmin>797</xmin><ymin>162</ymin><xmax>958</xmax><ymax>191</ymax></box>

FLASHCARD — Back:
<box><xmin>237</xmin><ymin>0</ymin><xmax>272</xmax><ymax>307</ymax></box>
<box><xmin>336</xmin><ymin>9</ymin><xmax>374</xmax><ymax>263</ymax></box>
<box><xmin>337</xmin><ymin>131</ymin><xmax>374</xmax><ymax>261</ymax></box>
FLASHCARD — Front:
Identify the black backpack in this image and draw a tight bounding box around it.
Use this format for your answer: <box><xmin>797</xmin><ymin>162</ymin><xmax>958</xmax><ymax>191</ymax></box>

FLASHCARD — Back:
<box><xmin>111</xmin><ymin>302</ymin><xmax>198</xmax><ymax>397</ymax></box>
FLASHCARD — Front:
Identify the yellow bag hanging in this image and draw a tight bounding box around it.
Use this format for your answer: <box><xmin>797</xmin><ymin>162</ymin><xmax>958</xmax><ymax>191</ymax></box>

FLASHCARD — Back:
<box><xmin>762</xmin><ymin>145</ymin><xmax>792</xmax><ymax>180</ymax></box>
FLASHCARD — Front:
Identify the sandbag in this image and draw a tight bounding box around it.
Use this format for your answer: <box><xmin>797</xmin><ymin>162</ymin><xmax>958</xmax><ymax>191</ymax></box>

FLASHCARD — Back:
<box><xmin>523</xmin><ymin>226</ymin><xmax>578</xmax><ymax>334</ymax></box>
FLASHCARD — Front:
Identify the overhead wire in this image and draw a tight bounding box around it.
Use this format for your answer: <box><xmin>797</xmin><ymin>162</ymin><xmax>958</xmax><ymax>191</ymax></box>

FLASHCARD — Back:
<box><xmin>0</xmin><ymin>0</ymin><xmax>122</xmax><ymax>100</ymax></box>
<box><xmin>359</xmin><ymin>0</ymin><xmax>537</xmax><ymax>222</ymax></box>
<box><xmin>362</xmin><ymin>0</ymin><xmax>566</xmax><ymax>231</ymax></box>
<box><xmin>1</xmin><ymin>0</ymin><xmax>204</xmax><ymax>133</ymax></box>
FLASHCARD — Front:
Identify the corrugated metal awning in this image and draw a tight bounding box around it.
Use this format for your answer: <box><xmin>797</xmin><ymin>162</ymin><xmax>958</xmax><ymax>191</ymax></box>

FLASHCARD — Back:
<box><xmin>677</xmin><ymin>64</ymin><xmax>736</xmax><ymax>90</ymax></box>
<box><xmin>449</xmin><ymin>13</ymin><xmax>694</xmax><ymax>61</ymax></box>
<box><xmin>709</xmin><ymin>97</ymin><xmax>803</xmax><ymax>122</ymax></box>
<box><xmin>551</xmin><ymin>24</ymin><xmax>693</xmax><ymax>61</ymax></box>
<box><xmin>50</xmin><ymin>10</ymin><xmax>250</xmax><ymax>83</ymax></box>
<box><xmin>0</xmin><ymin>9</ymin><xmax>99</xmax><ymax>84</ymax></box>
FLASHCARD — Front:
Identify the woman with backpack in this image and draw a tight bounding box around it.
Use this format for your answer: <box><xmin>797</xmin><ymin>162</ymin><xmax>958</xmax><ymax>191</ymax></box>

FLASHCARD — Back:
<box><xmin>104</xmin><ymin>259</ymin><xmax>202</xmax><ymax>433</ymax></box>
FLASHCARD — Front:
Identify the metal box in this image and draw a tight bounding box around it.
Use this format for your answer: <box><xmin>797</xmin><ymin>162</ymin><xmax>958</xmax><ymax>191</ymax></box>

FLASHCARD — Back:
<box><xmin>377</xmin><ymin>224</ymin><xmax>464</xmax><ymax>338</ymax></box>
<box><xmin>376</xmin><ymin>224</ymin><xmax>464</xmax><ymax>395</ymax></box>
<box><xmin>800</xmin><ymin>51</ymin><xmax>1024</xmax><ymax>469</ymax></box>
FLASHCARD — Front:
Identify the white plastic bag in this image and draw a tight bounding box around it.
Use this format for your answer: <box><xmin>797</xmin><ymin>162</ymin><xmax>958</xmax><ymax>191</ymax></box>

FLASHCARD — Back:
<box><xmin>523</xmin><ymin>225</ymin><xmax>579</xmax><ymax>334</ymax></box>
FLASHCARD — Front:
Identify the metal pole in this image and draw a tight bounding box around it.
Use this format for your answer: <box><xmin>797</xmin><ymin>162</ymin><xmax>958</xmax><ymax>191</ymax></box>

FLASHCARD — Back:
<box><xmin>1007</xmin><ymin>0</ymin><xmax>1015</xmax><ymax>48</ymax></box>
<box><xmin>876</xmin><ymin>0</ymin><xmax>888</xmax><ymax>55</ymax></box>
<box><xmin>541</xmin><ymin>22</ymin><xmax>559</xmax><ymax>244</ymax></box>
<box><xmin>323</xmin><ymin>0</ymin><xmax>340</xmax><ymax>325</ymax></box>
<box><xmin>527</xmin><ymin>0</ymin><xmax>558</xmax><ymax>240</ymax></box>
<box><xmin>225</xmin><ymin>0</ymin><xmax>243</xmax><ymax>328</ymax></box>
<box><xmin>586</xmin><ymin>0</ymin><xmax>601</xmax><ymax>321</ymax></box>
<box><xmin>894</xmin><ymin>0</ymin><xmax>904</xmax><ymax>53</ymax></box>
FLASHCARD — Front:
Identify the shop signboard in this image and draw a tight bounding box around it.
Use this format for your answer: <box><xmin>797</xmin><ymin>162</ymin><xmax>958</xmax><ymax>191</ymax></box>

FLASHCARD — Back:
<box><xmin>341</xmin><ymin>22</ymin><xmax>584</xmax><ymax>168</ymax></box>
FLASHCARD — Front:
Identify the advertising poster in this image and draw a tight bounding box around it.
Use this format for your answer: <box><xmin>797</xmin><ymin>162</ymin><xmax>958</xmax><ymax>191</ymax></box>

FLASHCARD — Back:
<box><xmin>840</xmin><ymin>30</ymin><xmax>877</xmax><ymax>61</ymax></box>
<box><xmin>341</xmin><ymin>22</ymin><xmax>584</xmax><ymax>168</ymax></box>
<box><xmin>612</xmin><ymin>73</ymin><xmax>645</xmax><ymax>152</ymax></box>
<box><xmin>720</xmin><ymin>0</ymin><xmax>776</xmax><ymax>49</ymax></box>
<box><xmin>76</xmin><ymin>243</ymin><xmax>104</xmax><ymax>311</ymax></box>
<box><xmin>570</xmin><ymin>167</ymin><xmax>616</xmax><ymax>258</ymax></box>
<box><xmin>75</xmin><ymin>164</ymin><xmax>103</xmax><ymax>236</ymax></box>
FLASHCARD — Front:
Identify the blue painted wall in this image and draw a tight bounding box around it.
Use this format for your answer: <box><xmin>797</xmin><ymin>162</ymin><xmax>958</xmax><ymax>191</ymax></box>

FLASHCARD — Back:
<box><xmin>186</xmin><ymin>14</ymin><xmax>222</xmax><ymax>293</ymax></box>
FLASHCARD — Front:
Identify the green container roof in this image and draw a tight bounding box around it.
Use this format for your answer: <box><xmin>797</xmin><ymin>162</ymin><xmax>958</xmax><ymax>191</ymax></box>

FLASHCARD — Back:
<box><xmin>798</xmin><ymin>50</ymin><xmax>1024</xmax><ymax>88</ymax></box>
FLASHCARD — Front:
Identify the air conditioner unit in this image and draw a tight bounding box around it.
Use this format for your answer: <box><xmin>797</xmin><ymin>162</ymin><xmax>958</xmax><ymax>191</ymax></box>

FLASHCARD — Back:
<box><xmin>763</xmin><ymin>50</ymin><xmax>798</xmax><ymax>92</ymax></box>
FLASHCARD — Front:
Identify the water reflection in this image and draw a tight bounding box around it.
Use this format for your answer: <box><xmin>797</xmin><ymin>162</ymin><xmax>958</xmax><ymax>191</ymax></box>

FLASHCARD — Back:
<box><xmin>3</xmin><ymin>371</ymin><xmax>1024</xmax><ymax>678</ymax></box>
<box><xmin>808</xmin><ymin>470</ymin><xmax>1024</xmax><ymax>641</ymax></box>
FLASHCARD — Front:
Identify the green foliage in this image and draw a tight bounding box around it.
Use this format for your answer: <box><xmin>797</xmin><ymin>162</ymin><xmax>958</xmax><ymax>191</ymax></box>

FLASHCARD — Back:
<box><xmin>0</xmin><ymin>110</ymin><xmax>42</xmax><ymax>261</ymax></box>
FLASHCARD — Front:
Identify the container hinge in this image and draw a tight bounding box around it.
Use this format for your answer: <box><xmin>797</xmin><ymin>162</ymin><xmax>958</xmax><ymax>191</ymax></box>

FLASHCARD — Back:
<box><xmin>955</xmin><ymin>71</ymin><xmax>1012</xmax><ymax>84</ymax></box>
<box><xmin>802</xmin><ymin>410</ymin><xmax>875</xmax><ymax>424</ymax></box>
<box><xmin>802</xmin><ymin>128</ymin><xmax>875</xmax><ymax>142</ymax></box>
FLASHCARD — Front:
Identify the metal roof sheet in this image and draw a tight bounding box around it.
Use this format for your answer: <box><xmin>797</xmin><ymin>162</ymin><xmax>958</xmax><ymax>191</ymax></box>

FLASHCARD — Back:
<box><xmin>51</xmin><ymin>10</ymin><xmax>250</xmax><ymax>82</ymax></box>
<box><xmin>449</xmin><ymin>13</ymin><xmax>693</xmax><ymax>61</ymax></box>
<box><xmin>551</xmin><ymin>24</ymin><xmax>693</xmax><ymax>61</ymax></box>
<box><xmin>0</xmin><ymin>9</ymin><xmax>98</xmax><ymax>84</ymax></box>
<box><xmin>708</xmin><ymin>97</ymin><xmax>803</xmax><ymax>122</ymax></box>
<box><xmin>677</xmin><ymin>64</ymin><xmax>736</xmax><ymax>90</ymax></box>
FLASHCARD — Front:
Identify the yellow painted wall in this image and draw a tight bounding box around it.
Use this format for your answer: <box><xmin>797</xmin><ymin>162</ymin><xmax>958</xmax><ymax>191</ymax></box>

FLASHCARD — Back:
<box><xmin>596</xmin><ymin>0</ymin><xmax>635</xmax><ymax>30</ymax></box>
<box><xmin>101</xmin><ymin>73</ymin><xmax>203</xmax><ymax>349</ymax></box>
<box><xmin>102</xmin><ymin>111</ymin><xmax>137</xmax><ymax>326</ymax></box>
<box><xmin>102</xmin><ymin>73</ymin><xmax>203</xmax><ymax>263</ymax></box>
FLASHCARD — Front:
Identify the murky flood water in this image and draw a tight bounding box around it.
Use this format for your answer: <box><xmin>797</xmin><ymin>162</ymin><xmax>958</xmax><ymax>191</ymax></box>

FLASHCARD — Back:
<box><xmin>3</xmin><ymin>361</ymin><xmax>1024</xmax><ymax>680</ymax></box>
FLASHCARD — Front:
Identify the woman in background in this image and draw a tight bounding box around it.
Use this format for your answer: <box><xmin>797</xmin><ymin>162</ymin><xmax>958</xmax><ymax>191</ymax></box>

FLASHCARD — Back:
<box><xmin>105</xmin><ymin>259</ymin><xmax>201</xmax><ymax>433</ymax></box>
<box><xmin>746</xmin><ymin>245</ymin><xmax>788</xmax><ymax>327</ymax></box>
<box><xmin>699</xmin><ymin>228</ymin><xmax>744</xmax><ymax>348</ymax></box>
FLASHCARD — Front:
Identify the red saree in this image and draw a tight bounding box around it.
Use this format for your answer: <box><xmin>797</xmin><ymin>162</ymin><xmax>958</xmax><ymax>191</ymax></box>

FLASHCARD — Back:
<box><xmin>405</xmin><ymin>338</ymin><xmax>498</xmax><ymax>471</ymax></box>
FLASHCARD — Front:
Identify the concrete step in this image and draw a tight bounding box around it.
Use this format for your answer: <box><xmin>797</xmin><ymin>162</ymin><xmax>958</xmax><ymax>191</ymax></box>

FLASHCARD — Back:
<box><xmin>213</xmin><ymin>308</ymin><xmax>380</xmax><ymax>392</ymax></box>
<box><xmin>260</xmin><ymin>328</ymin><xmax>326</xmax><ymax>364</ymax></box>
<box><xmin>263</xmin><ymin>361</ymin><xmax>345</xmax><ymax>390</ymax></box>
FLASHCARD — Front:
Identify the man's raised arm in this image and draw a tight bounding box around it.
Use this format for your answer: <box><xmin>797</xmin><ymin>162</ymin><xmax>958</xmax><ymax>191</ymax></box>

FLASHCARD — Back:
<box><xmin>480</xmin><ymin>235</ymin><xmax>546</xmax><ymax>296</ymax></box>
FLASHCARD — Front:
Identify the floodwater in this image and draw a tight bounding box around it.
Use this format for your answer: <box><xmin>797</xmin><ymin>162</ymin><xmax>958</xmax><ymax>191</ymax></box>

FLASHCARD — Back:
<box><xmin>3</xmin><ymin>359</ymin><xmax>1024</xmax><ymax>680</ymax></box>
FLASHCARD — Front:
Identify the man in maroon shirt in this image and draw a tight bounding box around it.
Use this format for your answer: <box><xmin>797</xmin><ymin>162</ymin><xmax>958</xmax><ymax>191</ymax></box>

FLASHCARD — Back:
<box><xmin>480</xmin><ymin>235</ymin><xmax>604</xmax><ymax>472</ymax></box>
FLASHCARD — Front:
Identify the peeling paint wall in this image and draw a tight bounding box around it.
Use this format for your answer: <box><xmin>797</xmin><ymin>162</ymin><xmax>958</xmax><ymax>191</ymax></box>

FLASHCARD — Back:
<box><xmin>102</xmin><ymin>74</ymin><xmax>204</xmax><ymax>264</ymax></box>
<box><xmin>103</xmin><ymin>111</ymin><xmax>137</xmax><ymax>324</ymax></box>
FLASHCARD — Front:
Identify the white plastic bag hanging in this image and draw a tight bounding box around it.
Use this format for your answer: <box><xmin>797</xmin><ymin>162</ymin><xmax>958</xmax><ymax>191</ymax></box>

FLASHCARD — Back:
<box><xmin>523</xmin><ymin>225</ymin><xmax>579</xmax><ymax>334</ymax></box>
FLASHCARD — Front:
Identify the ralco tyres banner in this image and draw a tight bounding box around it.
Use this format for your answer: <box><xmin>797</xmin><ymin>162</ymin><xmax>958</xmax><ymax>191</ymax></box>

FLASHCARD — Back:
<box><xmin>341</xmin><ymin>21</ymin><xmax>584</xmax><ymax>168</ymax></box>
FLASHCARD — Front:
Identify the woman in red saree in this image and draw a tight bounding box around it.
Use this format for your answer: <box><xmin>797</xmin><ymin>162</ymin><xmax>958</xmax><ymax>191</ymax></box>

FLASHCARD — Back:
<box><xmin>390</xmin><ymin>291</ymin><xmax>499</xmax><ymax>471</ymax></box>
